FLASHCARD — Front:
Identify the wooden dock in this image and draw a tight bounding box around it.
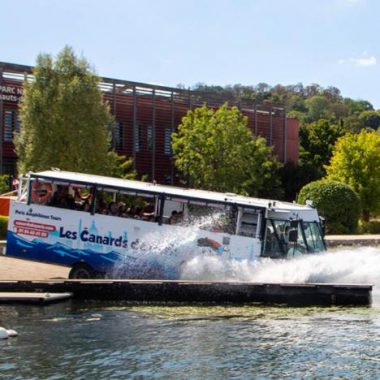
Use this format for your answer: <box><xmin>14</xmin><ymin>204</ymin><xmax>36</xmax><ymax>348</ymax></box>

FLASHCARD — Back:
<box><xmin>0</xmin><ymin>280</ymin><xmax>372</xmax><ymax>306</ymax></box>
<box><xmin>0</xmin><ymin>292</ymin><xmax>72</xmax><ymax>304</ymax></box>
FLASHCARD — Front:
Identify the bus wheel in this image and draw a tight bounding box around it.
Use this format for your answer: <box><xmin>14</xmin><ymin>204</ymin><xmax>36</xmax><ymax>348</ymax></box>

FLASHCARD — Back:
<box><xmin>69</xmin><ymin>263</ymin><xmax>95</xmax><ymax>279</ymax></box>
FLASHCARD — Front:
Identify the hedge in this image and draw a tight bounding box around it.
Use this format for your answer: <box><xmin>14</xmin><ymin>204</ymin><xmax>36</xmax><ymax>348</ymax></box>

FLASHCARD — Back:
<box><xmin>297</xmin><ymin>180</ymin><xmax>361</xmax><ymax>234</ymax></box>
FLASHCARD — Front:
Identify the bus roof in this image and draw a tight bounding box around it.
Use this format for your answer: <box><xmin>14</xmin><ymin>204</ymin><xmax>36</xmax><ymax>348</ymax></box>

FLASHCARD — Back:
<box><xmin>29</xmin><ymin>170</ymin><xmax>313</xmax><ymax>213</ymax></box>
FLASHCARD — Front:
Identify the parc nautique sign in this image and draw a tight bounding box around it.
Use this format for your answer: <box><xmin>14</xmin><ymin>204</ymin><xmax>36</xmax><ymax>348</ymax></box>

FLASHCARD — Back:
<box><xmin>0</xmin><ymin>85</ymin><xmax>23</xmax><ymax>102</ymax></box>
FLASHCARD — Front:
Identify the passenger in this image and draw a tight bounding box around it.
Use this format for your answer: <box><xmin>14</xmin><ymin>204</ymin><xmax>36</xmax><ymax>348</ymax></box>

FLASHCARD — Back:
<box><xmin>82</xmin><ymin>200</ymin><xmax>91</xmax><ymax>212</ymax></box>
<box><xmin>118</xmin><ymin>202</ymin><xmax>127</xmax><ymax>217</ymax></box>
<box><xmin>126</xmin><ymin>205</ymin><xmax>136</xmax><ymax>218</ymax></box>
<box><xmin>108</xmin><ymin>201</ymin><xmax>119</xmax><ymax>216</ymax></box>
<box><xmin>282</xmin><ymin>226</ymin><xmax>290</xmax><ymax>244</ymax></box>
<box><xmin>134</xmin><ymin>207</ymin><xmax>143</xmax><ymax>219</ymax></box>
<box><xmin>170</xmin><ymin>210</ymin><xmax>183</xmax><ymax>224</ymax></box>
<box><xmin>141</xmin><ymin>204</ymin><xmax>155</xmax><ymax>221</ymax></box>
<box><xmin>49</xmin><ymin>185</ymin><xmax>66</xmax><ymax>207</ymax></box>
<box><xmin>49</xmin><ymin>185</ymin><xmax>75</xmax><ymax>209</ymax></box>
<box><xmin>265</xmin><ymin>227</ymin><xmax>276</xmax><ymax>252</ymax></box>
<box><xmin>62</xmin><ymin>192</ymin><xmax>76</xmax><ymax>209</ymax></box>
<box><xmin>96</xmin><ymin>200</ymin><xmax>108</xmax><ymax>215</ymax></box>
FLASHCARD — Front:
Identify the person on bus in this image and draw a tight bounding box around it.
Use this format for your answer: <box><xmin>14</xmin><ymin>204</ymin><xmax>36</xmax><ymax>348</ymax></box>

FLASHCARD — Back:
<box><xmin>49</xmin><ymin>185</ymin><xmax>65</xmax><ymax>207</ymax></box>
<box><xmin>141</xmin><ymin>204</ymin><xmax>155</xmax><ymax>221</ymax></box>
<box><xmin>170</xmin><ymin>210</ymin><xmax>184</xmax><ymax>224</ymax></box>
<box><xmin>109</xmin><ymin>201</ymin><xmax>119</xmax><ymax>216</ymax></box>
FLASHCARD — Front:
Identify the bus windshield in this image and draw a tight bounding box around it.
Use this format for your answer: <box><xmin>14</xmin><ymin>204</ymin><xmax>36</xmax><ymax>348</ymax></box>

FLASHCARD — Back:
<box><xmin>262</xmin><ymin>219</ymin><xmax>325</xmax><ymax>259</ymax></box>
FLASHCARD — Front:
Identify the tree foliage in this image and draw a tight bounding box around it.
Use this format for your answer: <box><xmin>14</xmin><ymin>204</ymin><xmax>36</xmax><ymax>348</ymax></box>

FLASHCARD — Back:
<box><xmin>16</xmin><ymin>46</ymin><xmax>116</xmax><ymax>175</ymax></box>
<box><xmin>325</xmin><ymin>131</ymin><xmax>380</xmax><ymax>221</ymax></box>
<box><xmin>297</xmin><ymin>180</ymin><xmax>361</xmax><ymax>234</ymax></box>
<box><xmin>0</xmin><ymin>175</ymin><xmax>10</xmax><ymax>194</ymax></box>
<box><xmin>106</xmin><ymin>152</ymin><xmax>137</xmax><ymax>180</ymax></box>
<box><xmin>192</xmin><ymin>82</ymin><xmax>378</xmax><ymax>201</ymax></box>
<box><xmin>305</xmin><ymin>96</ymin><xmax>331</xmax><ymax>121</ymax></box>
<box><xmin>172</xmin><ymin>104</ymin><xmax>281</xmax><ymax>195</ymax></box>
<box><xmin>299</xmin><ymin>119</ymin><xmax>347</xmax><ymax>178</ymax></box>
<box><xmin>358</xmin><ymin>110</ymin><xmax>380</xmax><ymax>130</ymax></box>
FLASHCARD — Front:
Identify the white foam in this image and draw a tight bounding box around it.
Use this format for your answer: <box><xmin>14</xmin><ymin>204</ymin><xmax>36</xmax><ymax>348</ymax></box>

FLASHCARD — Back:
<box><xmin>112</xmin><ymin>213</ymin><xmax>223</xmax><ymax>278</ymax></box>
<box><xmin>111</xmin><ymin>214</ymin><xmax>380</xmax><ymax>301</ymax></box>
<box><xmin>181</xmin><ymin>247</ymin><xmax>380</xmax><ymax>292</ymax></box>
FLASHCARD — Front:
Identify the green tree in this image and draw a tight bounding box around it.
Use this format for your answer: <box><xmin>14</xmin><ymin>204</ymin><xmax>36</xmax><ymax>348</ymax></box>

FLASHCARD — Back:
<box><xmin>305</xmin><ymin>96</ymin><xmax>331</xmax><ymax>121</ymax></box>
<box><xmin>0</xmin><ymin>175</ymin><xmax>10</xmax><ymax>194</ymax></box>
<box><xmin>297</xmin><ymin>180</ymin><xmax>361</xmax><ymax>234</ymax></box>
<box><xmin>106</xmin><ymin>152</ymin><xmax>136</xmax><ymax>179</ymax></box>
<box><xmin>287</xmin><ymin>94</ymin><xmax>307</xmax><ymax>113</ymax></box>
<box><xmin>329</xmin><ymin>102</ymin><xmax>349</xmax><ymax>120</ymax></box>
<box><xmin>325</xmin><ymin>131</ymin><xmax>380</xmax><ymax>221</ymax></box>
<box><xmin>172</xmin><ymin>104</ymin><xmax>281</xmax><ymax>195</ymax></box>
<box><xmin>299</xmin><ymin>119</ymin><xmax>346</xmax><ymax>178</ymax></box>
<box><xmin>358</xmin><ymin>110</ymin><xmax>380</xmax><ymax>130</ymax></box>
<box><xmin>343</xmin><ymin>98</ymin><xmax>373</xmax><ymax>116</ymax></box>
<box><xmin>343</xmin><ymin>115</ymin><xmax>364</xmax><ymax>133</ymax></box>
<box><xmin>16</xmin><ymin>46</ymin><xmax>116</xmax><ymax>175</ymax></box>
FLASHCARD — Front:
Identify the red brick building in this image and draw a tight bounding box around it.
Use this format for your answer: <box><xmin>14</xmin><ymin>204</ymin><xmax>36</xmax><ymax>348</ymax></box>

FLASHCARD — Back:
<box><xmin>0</xmin><ymin>62</ymin><xmax>299</xmax><ymax>184</ymax></box>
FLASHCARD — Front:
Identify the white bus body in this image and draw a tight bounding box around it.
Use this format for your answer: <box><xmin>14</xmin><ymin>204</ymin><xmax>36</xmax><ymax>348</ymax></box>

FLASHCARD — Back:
<box><xmin>6</xmin><ymin>170</ymin><xmax>326</xmax><ymax>279</ymax></box>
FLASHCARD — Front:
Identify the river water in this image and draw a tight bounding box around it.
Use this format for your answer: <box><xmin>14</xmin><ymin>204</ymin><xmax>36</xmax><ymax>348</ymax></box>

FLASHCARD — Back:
<box><xmin>1</xmin><ymin>247</ymin><xmax>380</xmax><ymax>379</ymax></box>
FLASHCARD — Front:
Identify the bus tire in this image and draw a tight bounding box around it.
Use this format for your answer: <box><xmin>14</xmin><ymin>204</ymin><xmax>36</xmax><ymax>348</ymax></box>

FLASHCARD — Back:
<box><xmin>69</xmin><ymin>263</ymin><xmax>95</xmax><ymax>279</ymax></box>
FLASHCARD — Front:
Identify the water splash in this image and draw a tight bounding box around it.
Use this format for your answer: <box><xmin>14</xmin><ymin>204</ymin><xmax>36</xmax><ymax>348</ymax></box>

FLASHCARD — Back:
<box><xmin>181</xmin><ymin>247</ymin><xmax>380</xmax><ymax>291</ymax></box>
<box><xmin>111</xmin><ymin>213</ymin><xmax>380</xmax><ymax>299</ymax></box>
<box><xmin>111</xmin><ymin>213</ymin><xmax>225</xmax><ymax>278</ymax></box>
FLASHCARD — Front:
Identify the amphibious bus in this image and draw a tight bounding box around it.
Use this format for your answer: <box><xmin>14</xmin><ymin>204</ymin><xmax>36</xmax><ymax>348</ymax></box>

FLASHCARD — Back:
<box><xmin>6</xmin><ymin>170</ymin><xmax>326</xmax><ymax>279</ymax></box>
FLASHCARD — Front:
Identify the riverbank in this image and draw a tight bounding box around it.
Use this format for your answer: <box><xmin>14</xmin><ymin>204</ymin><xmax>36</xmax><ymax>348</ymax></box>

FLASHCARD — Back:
<box><xmin>325</xmin><ymin>234</ymin><xmax>380</xmax><ymax>248</ymax></box>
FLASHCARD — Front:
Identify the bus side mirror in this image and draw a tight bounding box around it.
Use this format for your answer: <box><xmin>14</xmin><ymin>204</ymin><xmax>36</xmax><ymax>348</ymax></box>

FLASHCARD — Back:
<box><xmin>288</xmin><ymin>229</ymin><xmax>298</xmax><ymax>243</ymax></box>
<box><xmin>319</xmin><ymin>216</ymin><xmax>326</xmax><ymax>236</ymax></box>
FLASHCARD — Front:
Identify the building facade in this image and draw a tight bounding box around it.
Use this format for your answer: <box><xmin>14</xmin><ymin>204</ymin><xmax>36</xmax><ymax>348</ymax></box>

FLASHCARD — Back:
<box><xmin>0</xmin><ymin>62</ymin><xmax>299</xmax><ymax>184</ymax></box>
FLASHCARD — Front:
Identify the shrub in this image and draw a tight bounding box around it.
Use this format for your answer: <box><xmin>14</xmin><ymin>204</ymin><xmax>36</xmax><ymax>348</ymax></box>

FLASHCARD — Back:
<box><xmin>359</xmin><ymin>220</ymin><xmax>380</xmax><ymax>234</ymax></box>
<box><xmin>297</xmin><ymin>180</ymin><xmax>361</xmax><ymax>234</ymax></box>
<box><xmin>0</xmin><ymin>216</ymin><xmax>8</xmax><ymax>240</ymax></box>
<box><xmin>0</xmin><ymin>175</ymin><xmax>10</xmax><ymax>195</ymax></box>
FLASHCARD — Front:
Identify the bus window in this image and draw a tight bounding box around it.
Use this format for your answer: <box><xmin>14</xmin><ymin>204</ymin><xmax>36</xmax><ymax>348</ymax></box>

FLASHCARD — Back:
<box><xmin>187</xmin><ymin>203</ymin><xmax>236</xmax><ymax>233</ymax></box>
<box><xmin>301</xmin><ymin>221</ymin><xmax>325</xmax><ymax>252</ymax></box>
<box><xmin>31</xmin><ymin>181</ymin><xmax>81</xmax><ymax>210</ymax></box>
<box><xmin>162</xmin><ymin>199</ymin><xmax>185</xmax><ymax>224</ymax></box>
<box><xmin>49</xmin><ymin>185</ymin><xmax>76</xmax><ymax>209</ymax></box>
<box><xmin>94</xmin><ymin>190</ymin><xmax>158</xmax><ymax>222</ymax></box>
<box><xmin>237</xmin><ymin>208</ymin><xmax>260</xmax><ymax>237</ymax></box>
<box><xmin>261</xmin><ymin>219</ymin><xmax>293</xmax><ymax>258</ymax></box>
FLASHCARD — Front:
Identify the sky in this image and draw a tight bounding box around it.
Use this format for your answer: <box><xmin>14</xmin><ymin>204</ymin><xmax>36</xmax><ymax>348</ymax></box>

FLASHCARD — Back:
<box><xmin>1</xmin><ymin>0</ymin><xmax>380</xmax><ymax>108</ymax></box>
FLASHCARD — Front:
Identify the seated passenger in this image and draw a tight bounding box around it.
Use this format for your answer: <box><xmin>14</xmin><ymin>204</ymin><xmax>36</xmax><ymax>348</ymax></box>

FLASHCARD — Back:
<box><xmin>170</xmin><ymin>211</ymin><xmax>183</xmax><ymax>224</ymax></box>
<box><xmin>118</xmin><ymin>202</ymin><xmax>127</xmax><ymax>217</ymax></box>
<box><xmin>49</xmin><ymin>185</ymin><xmax>75</xmax><ymax>209</ymax></box>
<box><xmin>62</xmin><ymin>193</ymin><xmax>76</xmax><ymax>209</ymax></box>
<box><xmin>141</xmin><ymin>204</ymin><xmax>155</xmax><ymax>221</ymax></box>
<box><xmin>134</xmin><ymin>207</ymin><xmax>143</xmax><ymax>219</ymax></box>
<box><xmin>82</xmin><ymin>200</ymin><xmax>91</xmax><ymax>212</ymax></box>
<box><xmin>108</xmin><ymin>201</ymin><xmax>119</xmax><ymax>216</ymax></box>
<box><xmin>96</xmin><ymin>200</ymin><xmax>108</xmax><ymax>215</ymax></box>
<box><xmin>49</xmin><ymin>185</ymin><xmax>66</xmax><ymax>207</ymax></box>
